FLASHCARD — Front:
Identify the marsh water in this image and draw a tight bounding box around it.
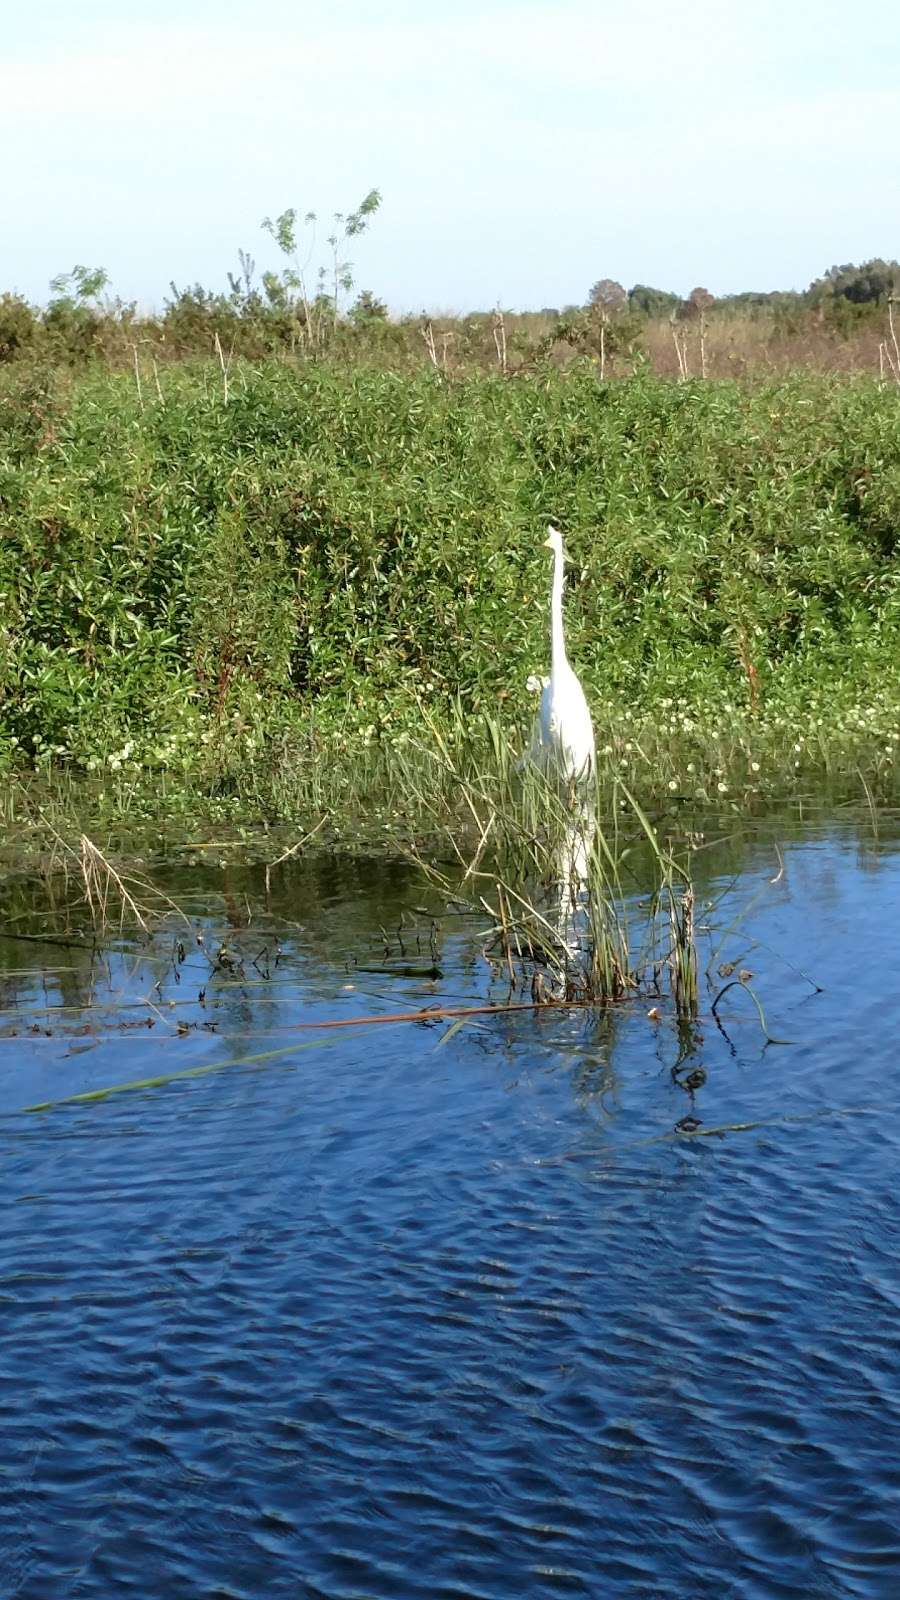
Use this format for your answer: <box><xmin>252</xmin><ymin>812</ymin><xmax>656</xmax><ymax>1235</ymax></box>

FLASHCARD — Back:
<box><xmin>1</xmin><ymin>816</ymin><xmax>899</xmax><ymax>1598</ymax></box>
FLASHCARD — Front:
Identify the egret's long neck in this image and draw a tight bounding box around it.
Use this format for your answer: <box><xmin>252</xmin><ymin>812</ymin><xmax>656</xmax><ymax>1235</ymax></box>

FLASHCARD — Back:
<box><xmin>550</xmin><ymin>544</ymin><xmax>567</xmax><ymax>677</ymax></box>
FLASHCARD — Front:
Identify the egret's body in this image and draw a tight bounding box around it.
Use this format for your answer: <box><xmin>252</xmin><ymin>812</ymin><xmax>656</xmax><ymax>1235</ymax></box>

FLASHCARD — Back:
<box><xmin>525</xmin><ymin>526</ymin><xmax>595</xmax><ymax>784</ymax></box>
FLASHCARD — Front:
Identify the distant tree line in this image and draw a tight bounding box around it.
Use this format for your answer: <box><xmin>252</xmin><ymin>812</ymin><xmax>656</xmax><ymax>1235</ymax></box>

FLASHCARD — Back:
<box><xmin>588</xmin><ymin>260</ymin><xmax>899</xmax><ymax>322</ymax></box>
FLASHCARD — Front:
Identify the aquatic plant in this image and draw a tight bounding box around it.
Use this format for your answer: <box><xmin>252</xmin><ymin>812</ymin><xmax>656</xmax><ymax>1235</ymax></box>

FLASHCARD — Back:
<box><xmin>396</xmin><ymin>709</ymin><xmax>700</xmax><ymax>1015</ymax></box>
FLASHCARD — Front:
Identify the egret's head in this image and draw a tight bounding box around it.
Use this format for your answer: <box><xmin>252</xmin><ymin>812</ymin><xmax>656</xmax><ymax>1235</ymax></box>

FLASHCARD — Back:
<box><xmin>543</xmin><ymin>524</ymin><xmax>564</xmax><ymax>559</ymax></box>
<box><xmin>526</xmin><ymin>673</ymin><xmax>548</xmax><ymax>694</ymax></box>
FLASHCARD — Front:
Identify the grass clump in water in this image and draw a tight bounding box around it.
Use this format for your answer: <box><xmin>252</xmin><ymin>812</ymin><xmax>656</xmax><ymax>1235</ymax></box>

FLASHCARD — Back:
<box><xmin>394</xmin><ymin>711</ymin><xmax>702</xmax><ymax>1016</ymax></box>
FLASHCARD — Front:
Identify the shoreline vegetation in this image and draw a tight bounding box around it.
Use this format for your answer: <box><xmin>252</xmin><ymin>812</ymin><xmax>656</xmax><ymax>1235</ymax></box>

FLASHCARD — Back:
<box><xmin>6</xmin><ymin>223</ymin><xmax>896</xmax><ymax>1019</ymax></box>
<box><xmin>2</xmin><ymin>358</ymin><xmax>899</xmax><ymax>836</ymax></box>
<box><xmin>2</xmin><ymin>233</ymin><xmax>900</xmax><ymax>382</ymax></box>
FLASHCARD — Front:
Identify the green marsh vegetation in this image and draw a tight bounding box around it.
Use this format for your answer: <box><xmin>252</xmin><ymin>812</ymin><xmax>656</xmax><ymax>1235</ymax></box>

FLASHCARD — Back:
<box><xmin>3</xmin><ymin>210</ymin><xmax>899</xmax><ymax>1059</ymax></box>
<box><xmin>2</xmin><ymin>353</ymin><xmax>898</xmax><ymax>1019</ymax></box>
<box><xmin>3</xmin><ymin>216</ymin><xmax>900</xmax><ymax>1021</ymax></box>
<box><xmin>2</xmin><ymin>361</ymin><xmax>899</xmax><ymax>820</ymax></box>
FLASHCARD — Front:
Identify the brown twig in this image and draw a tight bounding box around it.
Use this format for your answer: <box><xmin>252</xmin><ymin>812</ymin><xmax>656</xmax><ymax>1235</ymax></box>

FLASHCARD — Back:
<box><xmin>736</xmin><ymin>626</ymin><xmax>760</xmax><ymax>713</ymax></box>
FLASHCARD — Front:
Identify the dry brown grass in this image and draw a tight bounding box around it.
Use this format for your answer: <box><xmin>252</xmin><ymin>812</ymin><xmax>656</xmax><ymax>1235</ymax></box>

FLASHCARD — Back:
<box><xmin>370</xmin><ymin>308</ymin><xmax>890</xmax><ymax>382</ymax></box>
<box><xmin>639</xmin><ymin>313</ymin><xmax>884</xmax><ymax>380</ymax></box>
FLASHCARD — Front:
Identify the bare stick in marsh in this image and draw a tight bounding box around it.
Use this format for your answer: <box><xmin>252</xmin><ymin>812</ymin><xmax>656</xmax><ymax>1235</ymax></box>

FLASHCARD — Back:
<box><xmin>213</xmin><ymin>330</ymin><xmax>232</xmax><ymax>402</ymax></box>
<box><xmin>887</xmin><ymin>296</ymin><xmax>900</xmax><ymax>386</ymax></box>
<box><xmin>492</xmin><ymin>308</ymin><xmax>508</xmax><ymax>375</ymax></box>
<box><xmin>130</xmin><ymin>344</ymin><xmax>144</xmax><ymax>411</ymax></box>
<box><xmin>421</xmin><ymin>319</ymin><xmax>439</xmax><ymax>369</ymax></box>
<box><xmin>670</xmin><ymin>316</ymin><xmax>689</xmax><ymax>380</ymax></box>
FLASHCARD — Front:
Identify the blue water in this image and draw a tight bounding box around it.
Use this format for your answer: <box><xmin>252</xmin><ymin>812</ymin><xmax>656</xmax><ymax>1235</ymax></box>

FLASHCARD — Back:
<box><xmin>1</xmin><ymin>827</ymin><xmax>899</xmax><ymax>1598</ymax></box>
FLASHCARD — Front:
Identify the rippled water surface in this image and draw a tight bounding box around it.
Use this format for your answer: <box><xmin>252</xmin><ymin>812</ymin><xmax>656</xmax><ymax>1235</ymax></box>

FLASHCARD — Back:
<box><xmin>2</xmin><ymin>821</ymin><xmax>900</xmax><ymax>1598</ymax></box>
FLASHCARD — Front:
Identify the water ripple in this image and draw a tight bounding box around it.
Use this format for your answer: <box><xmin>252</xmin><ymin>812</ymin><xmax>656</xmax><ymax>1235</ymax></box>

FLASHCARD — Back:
<box><xmin>1</xmin><ymin>832</ymin><xmax>900</xmax><ymax>1596</ymax></box>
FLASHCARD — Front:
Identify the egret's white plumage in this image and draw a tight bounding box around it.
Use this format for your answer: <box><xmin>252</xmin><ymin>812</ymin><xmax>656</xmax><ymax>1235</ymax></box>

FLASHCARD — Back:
<box><xmin>524</xmin><ymin>525</ymin><xmax>595</xmax><ymax>783</ymax></box>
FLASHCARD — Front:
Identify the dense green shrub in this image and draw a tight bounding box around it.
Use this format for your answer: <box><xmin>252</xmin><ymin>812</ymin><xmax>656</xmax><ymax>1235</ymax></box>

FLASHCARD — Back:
<box><xmin>0</xmin><ymin>294</ymin><xmax>39</xmax><ymax>363</ymax></box>
<box><xmin>1</xmin><ymin>363</ymin><xmax>899</xmax><ymax>778</ymax></box>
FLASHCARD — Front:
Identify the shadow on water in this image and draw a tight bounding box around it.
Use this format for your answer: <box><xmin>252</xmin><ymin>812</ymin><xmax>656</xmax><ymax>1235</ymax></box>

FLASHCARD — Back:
<box><xmin>1</xmin><ymin>811</ymin><xmax>900</xmax><ymax>1596</ymax></box>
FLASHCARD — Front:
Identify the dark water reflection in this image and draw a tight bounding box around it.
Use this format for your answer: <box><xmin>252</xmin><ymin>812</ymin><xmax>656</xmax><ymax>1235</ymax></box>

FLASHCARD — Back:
<box><xmin>1</xmin><ymin>821</ymin><xmax>899</xmax><ymax>1597</ymax></box>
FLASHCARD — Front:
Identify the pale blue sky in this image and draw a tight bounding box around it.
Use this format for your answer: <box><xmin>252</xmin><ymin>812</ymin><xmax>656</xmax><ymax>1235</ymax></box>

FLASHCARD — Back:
<box><xmin>5</xmin><ymin>0</ymin><xmax>899</xmax><ymax>311</ymax></box>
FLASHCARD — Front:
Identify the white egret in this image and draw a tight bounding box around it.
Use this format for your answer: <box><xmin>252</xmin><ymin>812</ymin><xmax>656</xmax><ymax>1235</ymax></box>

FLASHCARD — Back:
<box><xmin>523</xmin><ymin>525</ymin><xmax>596</xmax><ymax>784</ymax></box>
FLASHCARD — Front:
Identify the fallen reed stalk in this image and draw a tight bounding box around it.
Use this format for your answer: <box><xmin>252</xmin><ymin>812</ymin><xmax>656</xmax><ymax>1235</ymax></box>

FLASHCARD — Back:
<box><xmin>287</xmin><ymin>998</ymin><xmax>599</xmax><ymax>1030</ymax></box>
